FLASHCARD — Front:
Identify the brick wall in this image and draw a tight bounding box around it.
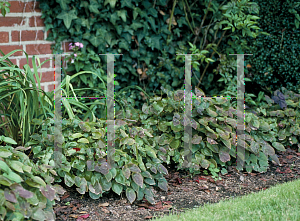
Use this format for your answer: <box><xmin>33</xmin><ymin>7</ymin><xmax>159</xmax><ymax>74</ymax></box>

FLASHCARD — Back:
<box><xmin>0</xmin><ymin>0</ymin><xmax>72</xmax><ymax>93</ymax></box>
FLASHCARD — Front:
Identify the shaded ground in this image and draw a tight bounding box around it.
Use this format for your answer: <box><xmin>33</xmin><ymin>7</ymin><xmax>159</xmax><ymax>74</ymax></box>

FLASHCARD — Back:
<box><xmin>53</xmin><ymin>145</ymin><xmax>300</xmax><ymax>221</ymax></box>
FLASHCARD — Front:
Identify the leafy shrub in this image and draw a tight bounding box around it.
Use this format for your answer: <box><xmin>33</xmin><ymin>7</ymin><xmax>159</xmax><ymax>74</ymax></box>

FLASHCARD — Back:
<box><xmin>0</xmin><ymin>136</ymin><xmax>65</xmax><ymax>221</ymax></box>
<box><xmin>244</xmin><ymin>0</ymin><xmax>300</xmax><ymax>95</ymax></box>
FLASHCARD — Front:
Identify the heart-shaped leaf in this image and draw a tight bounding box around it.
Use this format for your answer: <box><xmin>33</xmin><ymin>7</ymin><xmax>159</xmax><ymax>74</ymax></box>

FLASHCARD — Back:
<box><xmin>132</xmin><ymin>172</ymin><xmax>143</xmax><ymax>188</ymax></box>
<box><xmin>126</xmin><ymin>188</ymin><xmax>136</xmax><ymax>204</ymax></box>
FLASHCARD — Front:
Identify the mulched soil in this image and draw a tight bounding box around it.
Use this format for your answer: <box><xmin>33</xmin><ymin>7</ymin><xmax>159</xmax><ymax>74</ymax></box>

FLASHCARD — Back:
<box><xmin>53</xmin><ymin>145</ymin><xmax>300</xmax><ymax>221</ymax></box>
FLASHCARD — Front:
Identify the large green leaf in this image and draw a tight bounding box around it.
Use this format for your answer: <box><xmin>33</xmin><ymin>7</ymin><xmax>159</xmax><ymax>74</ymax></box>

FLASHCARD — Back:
<box><xmin>104</xmin><ymin>0</ymin><xmax>118</xmax><ymax>8</ymax></box>
<box><xmin>112</xmin><ymin>181</ymin><xmax>123</xmax><ymax>195</ymax></box>
<box><xmin>132</xmin><ymin>172</ymin><xmax>143</xmax><ymax>188</ymax></box>
<box><xmin>126</xmin><ymin>188</ymin><xmax>136</xmax><ymax>204</ymax></box>
<box><xmin>56</xmin><ymin>9</ymin><xmax>77</xmax><ymax>29</ymax></box>
<box><xmin>117</xmin><ymin>10</ymin><xmax>127</xmax><ymax>22</ymax></box>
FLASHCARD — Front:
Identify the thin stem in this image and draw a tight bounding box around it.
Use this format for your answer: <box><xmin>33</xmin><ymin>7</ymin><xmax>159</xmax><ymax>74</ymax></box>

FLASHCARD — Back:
<box><xmin>167</xmin><ymin>0</ymin><xmax>177</xmax><ymax>45</ymax></box>
<box><xmin>184</xmin><ymin>0</ymin><xmax>195</xmax><ymax>29</ymax></box>
<box><xmin>183</xmin><ymin>0</ymin><xmax>195</xmax><ymax>35</ymax></box>
<box><xmin>193</xmin><ymin>0</ymin><xmax>213</xmax><ymax>45</ymax></box>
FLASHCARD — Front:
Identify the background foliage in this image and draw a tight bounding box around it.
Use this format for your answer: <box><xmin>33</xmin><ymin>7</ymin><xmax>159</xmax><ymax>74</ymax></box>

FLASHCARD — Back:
<box><xmin>38</xmin><ymin>0</ymin><xmax>269</xmax><ymax>116</ymax></box>
<box><xmin>243</xmin><ymin>0</ymin><xmax>300</xmax><ymax>96</ymax></box>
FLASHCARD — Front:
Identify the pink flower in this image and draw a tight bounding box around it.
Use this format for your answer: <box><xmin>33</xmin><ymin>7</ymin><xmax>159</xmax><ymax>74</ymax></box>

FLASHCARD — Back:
<box><xmin>69</xmin><ymin>46</ymin><xmax>74</xmax><ymax>50</ymax></box>
<box><xmin>79</xmin><ymin>43</ymin><xmax>83</xmax><ymax>48</ymax></box>
<box><xmin>74</xmin><ymin>42</ymin><xmax>80</xmax><ymax>47</ymax></box>
<box><xmin>71</xmin><ymin>59</ymin><xmax>74</xmax><ymax>63</ymax></box>
<box><xmin>74</xmin><ymin>54</ymin><xmax>77</xmax><ymax>57</ymax></box>
<box><xmin>69</xmin><ymin>43</ymin><xmax>73</xmax><ymax>46</ymax></box>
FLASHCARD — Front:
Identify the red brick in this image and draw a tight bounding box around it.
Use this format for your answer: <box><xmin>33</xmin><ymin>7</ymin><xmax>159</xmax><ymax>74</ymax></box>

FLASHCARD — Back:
<box><xmin>0</xmin><ymin>32</ymin><xmax>9</xmax><ymax>43</ymax></box>
<box><xmin>19</xmin><ymin>57</ymin><xmax>51</xmax><ymax>69</ymax></box>
<box><xmin>34</xmin><ymin>71</ymin><xmax>55</xmax><ymax>83</ymax></box>
<box><xmin>0</xmin><ymin>45</ymin><xmax>23</xmax><ymax>56</ymax></box>
<box><xmin>48</xmin><ymin>84</ymin><xmax>55</xmax><ymax>92</ymax></box>
<box><xmin>29</xmin><ymin>16</ymin><xmax>45</xmax><ymax>27</ymax></box>
<box><xmin>12</xmin><ymin>30</ymin><xmax>44</xmax><ymax>42</ymax></box>
<box><xmin>0</xmin><ymin>17</ymin><xmax>24</xmax><ymax>27</ymax></box>
<box><xmin>26</xmin><ymin>44</ymin><xmax>53</xmax><ymax>55</ymax></box>
<box><xmin>9</xmin><ymin>1</ymin><xmax>41</xmax><ymax>13</ymax></box>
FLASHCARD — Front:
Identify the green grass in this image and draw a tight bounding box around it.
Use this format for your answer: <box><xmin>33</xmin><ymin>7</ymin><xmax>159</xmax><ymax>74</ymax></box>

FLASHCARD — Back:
<box><xmin>153</xmin><ymin>178</ymin><xmax>300</xmax><ymax>221</ymax></box>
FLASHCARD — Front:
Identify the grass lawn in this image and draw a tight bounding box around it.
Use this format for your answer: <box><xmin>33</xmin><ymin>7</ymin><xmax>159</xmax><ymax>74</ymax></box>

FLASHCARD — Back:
<box><xmin>153</xmin><ymin>178</ymin><xmax>300</xmax><ymax>221</ymax></box>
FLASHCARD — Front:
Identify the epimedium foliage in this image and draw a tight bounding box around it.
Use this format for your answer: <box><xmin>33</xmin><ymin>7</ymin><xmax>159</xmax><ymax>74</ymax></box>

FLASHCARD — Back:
<box><xmin>26</xmin><ymin>86</ymin><xmax>300</xmax><ymax>205</ymax></box>
<box><xmin>243</xmin><ymin>0</ymin><xmax>300</xmax><ymax>96</ymax></box>
<box><xmin>0</xmin><ymin>136</ymin><xmax>65</xmax><ymax>221</ymax></box>
<box><xmin>38</xmin><ymin>0</ymin><xmax>269</xmax><ymax>113</ymax></box>
<box><xmin>27</xmin><ymin>116</ymin><xmax>169</xmax><ymax>205</ymax></box>
<box><xmin>243</xmin><ymin>87</ymin><xmax>300</xmax><ymax>153</ymax></box>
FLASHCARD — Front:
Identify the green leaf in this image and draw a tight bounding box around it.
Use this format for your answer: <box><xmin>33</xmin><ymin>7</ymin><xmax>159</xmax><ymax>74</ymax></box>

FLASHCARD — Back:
<box><xmin>117</xmin><ymin>10</ymin><xmax>127</xmax><ymax>22</ymax></box>
<box><xmin>112</xmin><ymin>181</ymin><xmax>123</xmax><ymax>195</ymax></box>
<box><xmin>88</xmin><ymin>0</ymin><xmax>100</xmax><ymax>14</ymax></box>
<box><xmin>121</xmin><ymin>0</ymin><xmax>134</xmax><ymax>8</ymax></box>
<box><xmin>126</xmin><ymin>188</ymin><xmax>136</xmax><ymax>204</ymax></box>
<box><xmin>145</xmin><ymin>146</ymin><xmax>157</xmax><ymax>158</ymax></box>
<box><xmin>158</xmin><ymin>179</ymin><xmax>168</xmax><ymax>191</ymax></box>
<box><xmin>130</xmin><ymin>21</ymin><xmax>144</xmax><ymax>30</ymax></box>
<box><xmin>0</xmin><ymin>149</ymin><xmax>12</xmax><ymax>158</ymax></box>
<box><xmin>64</xmin><ymin>173</ymin><xmax>75</xmax><ymax>187</ymax></box>
<box><xmin>0</xmin><ymin>175</ymin><xmax>13</xmax><ymax>186</ymax></box>
<box><xmin>132</xmin><ymin>172</ymin><xmax>143</xmax><ymax>188</ymax></box>
<box><xmin>31</xmin><ymin>176</ymin><xmax>46</xmax><ymax>187</ymax></box>
<box><xmin>56</xmin><ymin>9</ymin><xmax>77</xmax><ymax>29</ymax></box>
<box><xmin>7</xmin><ymin>161</ymin><xmax>24</xmax><ymax>173</ymax></box>
<box><xmin>0</xmin><ymin>161</ymin><xmax>11</xmax><ymax>173</ymax></box>
<box><xmin>104</xmin><ymin>0</ymin><xmax>117</xmax><ymax>8</ymax></box>
<box><xmin>272</xmin><ymin>142</ymin><xmax>286</xmax><ymax>151</ymax></box>
<box><xmin>1</xmin><ymin>136</ymin><xmax>17</xmax><ymax>145</ymax></box>
<box><xmin>71</xmin><ymin>133</ymin><xmax>83</xmax><ymax>139</ymax></box>
<box><xmin>170</xmin><ymin>139</ymin><xmax>180</xmax><ymax>149</ymax></box>
<box><xmin>148</xmin><ymin>17</ymin><xmax>156</xmax><ymax>32</ymax></box>
<box><xmin>122</xmin><ymin>167</ymin><xmax>131</xmax><ymax>179</ymax></box>
<box><xmin>4</xmin><ymin>172</ymin><xmax>23</xmax><ymax>183</ymax></box>
<box><xmin>77</xmin><ymin>138</ymin><xmax>89</xmax><ymax>143</ymax></box>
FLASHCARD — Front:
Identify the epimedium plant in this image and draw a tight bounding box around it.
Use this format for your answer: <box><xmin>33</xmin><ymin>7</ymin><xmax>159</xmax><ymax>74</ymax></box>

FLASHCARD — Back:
<box><xmin>27</xmin><ymin>85</ymin><xmax>299</xmax><ymax>205</ymax></box>
<box><xmin>0</xmin><ymin>136</ymin><xmax>65</xmax><ymax>221</ymax></box>
<box><xmin>28</xmin><ymin>115</ymin><xmax>169</xmax><ymax>205</ymax></box>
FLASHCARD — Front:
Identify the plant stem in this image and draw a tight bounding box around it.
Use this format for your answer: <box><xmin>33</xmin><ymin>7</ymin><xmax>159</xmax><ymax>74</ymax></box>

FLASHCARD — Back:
<box><xmin>167</xmin><ymin>0</ymin><xmax>177</xmax><ymax>46</ymax></box>
<box><xmin>193</xmin><ymin>0</ymin><xmax>212</xmax><ymax>45</ymax></box>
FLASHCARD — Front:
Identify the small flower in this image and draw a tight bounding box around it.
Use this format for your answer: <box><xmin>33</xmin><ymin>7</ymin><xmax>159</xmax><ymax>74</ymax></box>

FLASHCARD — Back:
<box><xmin>69</xmin><ymin>45</ymin><xmax>74</xmax><ymax>50</ymax></box>
<box><xmin>69</xmin><ymin>43</ymin><xmax>73</xmax><ymax>47</ymax></box>
<box><xmin>71</xmin><ymin>59</ymin><xmax>74</xmax><ymax>63</ymax></box>
<box><xmin>79</xmin><ymin>43</ymin><xmax>83</xmax><ymax>48</ymax></box>
<box><xmin>74</xmin><ymin>54</ymin><xmax>77</xmax><ymax>57</ymax></box>
<box><xmin>74</xmin><ymin>42</ymin><xmax>80</xmax><ymax>47</ymax></box>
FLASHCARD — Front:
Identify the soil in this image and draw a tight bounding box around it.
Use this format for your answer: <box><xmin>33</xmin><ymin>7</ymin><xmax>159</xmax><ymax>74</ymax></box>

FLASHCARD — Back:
<box><xmin>53</xmin><ymin>145</ymin><xmax>300</xmax><ymax>221</ymax></box>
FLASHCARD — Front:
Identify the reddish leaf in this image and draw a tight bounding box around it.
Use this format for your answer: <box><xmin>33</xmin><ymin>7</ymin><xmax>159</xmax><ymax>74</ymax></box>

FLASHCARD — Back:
<box><xmin>145</xmin><ymin>216</ymin><xmax>153</xmax><ymax>219</ymax></box>
<box><xmin>286</xmin><ymin>155</ymin><xmax>294</xmax><ymax>160</ymax></box>
<box><xmin>4</xmin><ymin>190</ymin><xmax>17</xmax><ymax>203</ymax></box>
<box><xmin>73</xmin><ymin>148</ymin><xmax>81</xmax><ymax>152</ymax></box>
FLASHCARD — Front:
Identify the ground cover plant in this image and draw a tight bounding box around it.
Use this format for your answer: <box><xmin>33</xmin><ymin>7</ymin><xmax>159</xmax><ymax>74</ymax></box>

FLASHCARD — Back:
<box><xmin>27</xmin><ymin>86</ymin><xmax>300</xmax><ymax>206</ymax></box>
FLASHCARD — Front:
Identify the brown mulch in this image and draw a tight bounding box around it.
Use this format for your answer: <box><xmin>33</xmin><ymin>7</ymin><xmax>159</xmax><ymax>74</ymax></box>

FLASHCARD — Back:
<box><xmin>53</xmin><ymin>145</ymin><xmax>300</xmax><ymax>221</ymax></box>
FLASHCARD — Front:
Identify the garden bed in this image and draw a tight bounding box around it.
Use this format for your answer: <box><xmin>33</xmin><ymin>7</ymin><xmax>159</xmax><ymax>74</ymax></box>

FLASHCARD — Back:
<box><xmin>53</xmin><ymin>145</ymin><xmax>300</xmax><ymax>221</ymax></box>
